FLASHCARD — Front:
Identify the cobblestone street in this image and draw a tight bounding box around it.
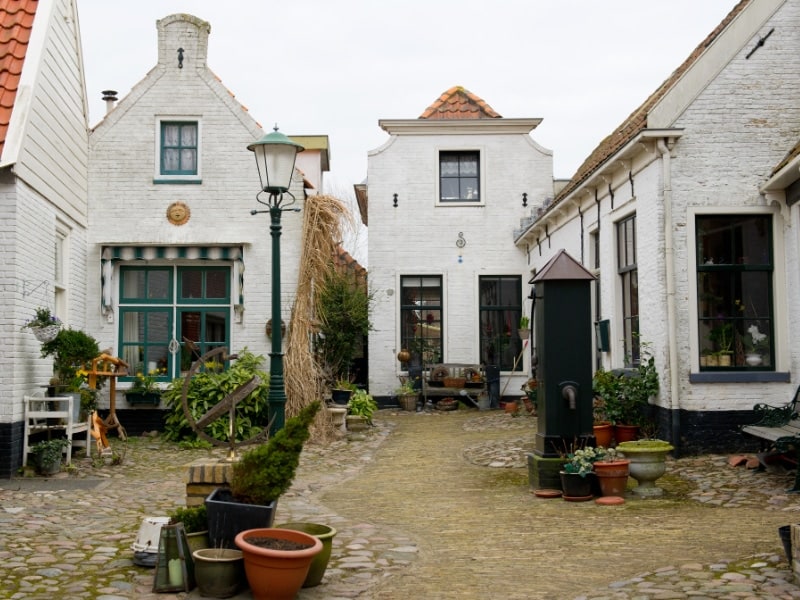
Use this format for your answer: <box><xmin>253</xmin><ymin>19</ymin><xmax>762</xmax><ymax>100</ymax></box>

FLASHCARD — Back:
<box><xmin>2</xmin><ymin>409</ymin><xmax>800</xmax><ymax>599</ymax></box>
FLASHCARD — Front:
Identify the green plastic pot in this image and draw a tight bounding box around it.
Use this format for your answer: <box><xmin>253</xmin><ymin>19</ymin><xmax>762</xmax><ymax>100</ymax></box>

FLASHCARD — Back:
<box><xmin>276</xmin><ymin>522</ymin><xmax>337</xmax><ymax>587</ymax></box>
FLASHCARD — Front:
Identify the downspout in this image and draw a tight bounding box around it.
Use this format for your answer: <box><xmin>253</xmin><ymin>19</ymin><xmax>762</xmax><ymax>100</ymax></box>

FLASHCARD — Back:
<box><xmin>657</xmin><ymin>138</ymin><xmax>681</xmax><ymax>455</ymax></box>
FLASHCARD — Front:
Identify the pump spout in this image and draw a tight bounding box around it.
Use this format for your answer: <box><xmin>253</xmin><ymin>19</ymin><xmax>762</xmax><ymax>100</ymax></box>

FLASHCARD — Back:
<box><xmin>562</xmin><ymin>384</ymin><xmax>578</xmax><ymax>410</ymax></box>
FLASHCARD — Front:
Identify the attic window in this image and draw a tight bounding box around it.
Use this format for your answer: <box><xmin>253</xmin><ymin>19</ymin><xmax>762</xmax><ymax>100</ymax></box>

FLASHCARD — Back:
<box><xmin>439</xmin><ymin>151</ymin><xmax>479</xmax><ymax>202</ymax></box>
<box><xmin>161</xmin><ymin>121</ymin><xmax>198</xmax><ymax>175</ymax></box>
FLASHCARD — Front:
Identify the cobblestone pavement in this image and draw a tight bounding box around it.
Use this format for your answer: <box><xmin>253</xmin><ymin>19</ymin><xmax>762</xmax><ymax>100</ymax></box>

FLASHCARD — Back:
<box><xmin>1</xmin><ymin>409</ymin><xmax>800</xmax><ymax>599</ymax></box>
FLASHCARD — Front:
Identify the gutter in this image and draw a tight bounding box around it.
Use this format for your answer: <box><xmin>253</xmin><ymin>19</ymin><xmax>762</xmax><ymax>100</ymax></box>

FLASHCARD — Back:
<box><xmin>657</xmin><ymin>138</ymin><xmax>681</xmax><ymax>455</ymax></box>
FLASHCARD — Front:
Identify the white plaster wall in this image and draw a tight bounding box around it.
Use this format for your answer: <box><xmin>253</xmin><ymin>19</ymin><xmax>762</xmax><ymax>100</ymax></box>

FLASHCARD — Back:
<box><xmin>368</xmin><ymin>130</ymin><xmax>553</xmax><ymax>396</ymax></box>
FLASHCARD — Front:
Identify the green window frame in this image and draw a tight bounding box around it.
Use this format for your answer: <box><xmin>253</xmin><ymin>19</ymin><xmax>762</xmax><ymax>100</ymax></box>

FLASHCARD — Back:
<box><xmin>479</xmin><ymin>275</ymin><xmax>522</xmax><ymax>371</ymax></box>
<box><xmin>400</xmin><ymin>275</ymin><xmax>443</xmax><ymax>367</ymax></box>
<box><xmin>617</xmin><ymin>215</ymin><xmax>639</xmax><ymax>365</ymax></box>
<box><xmin>439</xmin><ymin>151</ymin><xmax>480</xmax><ymax>202</ymax></box>
<box><xmin>696</xmin><ymin>214</ymin><xmax>774</xmax><ymax>370</ymax></box>
<box><xmin>118</xmin><ymin>265</ymin><xmax>231</xmax><ymax>380</ymax></box>
<box><xmin>160</xmin><ymin>121</ymin><xmax>198</xmax><ymax>175</ymax></box>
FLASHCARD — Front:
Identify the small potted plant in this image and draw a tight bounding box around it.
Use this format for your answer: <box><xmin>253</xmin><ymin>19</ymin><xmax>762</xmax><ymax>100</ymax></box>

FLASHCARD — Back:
<box><xmin>125</xmin><ymin>370</ymin><xmax>162</xmax><ymax>406</ymax></box>
<box><xmin>168</xmin><ymin>504</ymin><xmax>209</xmax><ymax>554</ymax></box>
<box><xmin>331</xmin><ymin>378</ymin><xmax>357</xmax><ymax>405</ymax></box>
<box><xmin>29</xmin><ymin>437</ymin><xmax>71</xmax><ymax>475</ymax></box>
<box><xmin>560</xmin><ymin>444</ymin><xmax>603</xmax><ymax>500</ymax></box>
<box><xmin>518</xmin><ymin>315</ymin><xmax>530</xmax><ymax>339</ymax></box>
<box><xmin>395</xmin><ymin>381</ymin><xmax>418</xmax><ymax>412</ymax></box>
<box><xmin>592</xmin><ymin>447</ymin><xmax>630</xmax><ymax>497</ymax></box>
<box><xmin>346</xmin><ymin>388</ymin><xmax>377</xmax><ymax>430</ymax></box>
<box><xmin>21</xmin><ymin>307</ymin><xmax>62</xmax><ymax>343</ymax></box>
<box><xmin>744</xmin><ymin>324</ymin><xmax>769</xmax><ymax>366</ymax></box>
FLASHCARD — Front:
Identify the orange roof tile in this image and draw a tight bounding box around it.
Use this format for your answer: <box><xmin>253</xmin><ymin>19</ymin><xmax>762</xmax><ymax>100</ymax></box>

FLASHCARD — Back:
<box><xmin>554</xmin><ymin>0</ymin><xmax>750</xmax><ymax>203</ymax></box>
<box><xmin>0</xmin><ymin>0</ymin><xmax>37</xmax><ymax>156</ymax></box>
<box><xmin>419</xmin><ymin>85</ymin><xmax>502</xmax><ymax>120</ymax></box>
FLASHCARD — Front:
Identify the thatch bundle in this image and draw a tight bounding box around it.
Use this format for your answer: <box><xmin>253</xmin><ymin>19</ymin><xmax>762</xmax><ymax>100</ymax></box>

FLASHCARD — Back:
<box><xmin>283</xmin><ymin>193</ymin><xmax>352</xmax><ymax>441</ymax></box>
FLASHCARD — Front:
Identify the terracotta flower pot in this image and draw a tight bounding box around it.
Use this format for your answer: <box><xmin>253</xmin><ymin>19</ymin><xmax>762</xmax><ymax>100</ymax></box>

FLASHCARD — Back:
<box><xmin>593</xmin><ymin>423</ymin><xmax>614</xmax><ymax>448</ymax></box>
<box><xmin>235</xmin><ymin>528</ymin><xmax>323</xmax><ymax>600</ymax></box>
<box><xmin>592</xmin><ymin>459</ymin><xmax>630</xmax><ymax>497</ymax></box>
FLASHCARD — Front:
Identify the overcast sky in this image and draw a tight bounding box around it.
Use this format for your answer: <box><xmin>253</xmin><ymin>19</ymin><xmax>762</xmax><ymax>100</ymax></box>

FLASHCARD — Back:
<box><xmin>78</xmin><ymin>0</ymin><xmax>738</xmax><ymax>196</ymax></box>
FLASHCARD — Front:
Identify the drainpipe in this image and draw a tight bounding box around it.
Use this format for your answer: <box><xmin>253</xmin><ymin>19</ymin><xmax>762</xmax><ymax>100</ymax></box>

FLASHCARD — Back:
<box><xmin>657</xmin><ymin>138</ymin><xmax>681</xmax><ymax>455</ymax></box>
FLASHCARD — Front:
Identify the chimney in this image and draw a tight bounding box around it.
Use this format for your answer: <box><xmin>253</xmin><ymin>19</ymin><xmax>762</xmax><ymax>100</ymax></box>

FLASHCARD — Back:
<box><xmin>101</xmin><ymin>90</ymin><xmax>118</xmax><ymax>114</ymax></box>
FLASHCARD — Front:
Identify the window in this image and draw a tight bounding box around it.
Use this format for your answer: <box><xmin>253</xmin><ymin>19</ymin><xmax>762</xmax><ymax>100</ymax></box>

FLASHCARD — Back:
<box><xmin>54</xmin><ymin>224</ymin><xmax>68</xmax><ymax>323</ymax></box>
<box><xmin>617</xmin><ymin>215</ymin><xmax>639</xmax><ymax>365</ymax></box>
<box><xmin>400</xmin><ymin>276</ymin><xmax>442</xmax><ymax>366</ymax></box>
<box><xmin>696</xmin><ymin>214</ymin><xmax>773</xmax><ymax>370</ymax></box>
<box><xmin>119</xmin><ymin>265</ymin><xmax>231</xmax><ymax>380</ymax></box>
<box><xmin>590</xmin><ymin>230</ymin><xmax>603</xmax><ymax>363</ymax></box>
<box><xmin>439</xmin><ymin>151</ymin><xmax>479</xmax><ymax>202</ymax></box>
<box><xmin>160</xmin><ymin>121</ymin><xmax>198</xmax><ymax>176</ymax></box>
<box><xmin>479</xmin><ymin>276</ymin><xmax>522</xmax><ymax>371</ymax></box>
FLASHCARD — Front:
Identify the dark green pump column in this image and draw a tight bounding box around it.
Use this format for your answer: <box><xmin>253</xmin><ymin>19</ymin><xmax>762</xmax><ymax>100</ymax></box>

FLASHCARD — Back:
<box><xmin>527</xmin><ymin>250</ymin><xmax>596</xmax><ymax>488</ymax></box>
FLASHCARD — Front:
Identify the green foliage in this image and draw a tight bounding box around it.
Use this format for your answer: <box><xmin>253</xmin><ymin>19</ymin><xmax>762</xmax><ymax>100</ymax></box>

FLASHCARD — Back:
<box><xmin>563</xmin><ymin>446</ymin><xmax>605</xmax><ymax>477</ymax></box>
<box><xmin>519</xmin><ymin>316</ymin><xmax>530</xmax><ymax>329</ymax></box>
<box><xmin>348</xmin><ymin>389</ymin><xmax>377</xmax><ymax>422</ymax></box>
<box><xmin>168</xmin><ymin>504</ymin><xmax>208</xmax><ymax>533</ymax></box>
<box><xmin>230</xmin><ymin>401</ymin><xmax>320</xmax><ymax>505</ymax></box>
<box><xmin>316</xmin><ymin>269</ymin><xmax>372</xmax><ymax>380</ymax></box>
<box><xmin>30</xmin><ymin>437</ymin><xmax>70</xmax><ymax>466</ymax></box>
<box><xmin>40</xmin><ymin>329</ymin><xmax>99</xmax><ymax>387</ymax></box>
<box><xmin>593</xmin><ymin>351</ymin><xmax>659</xmax><ymax>426</ymax></box>
<box><xmin>161</xmin><ymin>349</ymin><xmax>270</xmax><ymax>442</ymax></box>
<box><xmin>22</xmin><ymin>307</ymin><xmax>61</xmax><ymax>329</ymax></box>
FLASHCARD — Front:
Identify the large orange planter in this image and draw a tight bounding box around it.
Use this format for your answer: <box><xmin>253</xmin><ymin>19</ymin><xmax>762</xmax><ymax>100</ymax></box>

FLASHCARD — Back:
<box><xmin>235</xmin><ymin>528</ymin><xmax>322</xmax><ymax>600</ymax></box>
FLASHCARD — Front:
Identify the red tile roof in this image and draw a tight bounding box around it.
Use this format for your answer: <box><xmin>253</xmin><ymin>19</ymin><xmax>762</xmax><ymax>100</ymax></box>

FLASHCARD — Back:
<box><xmin>555</xmin><ymin>0</ymin><xmax>750</xmax><ymax>202</ymax></box>
<box><xmin>420</xmin><ymin>85</ymin><xmax>501</xmax><ymax>119</ymax></box>
<box><xmin>0</xmin><ymin>0</ymin><xmax>37</xmax><ymax>157</ymax></box>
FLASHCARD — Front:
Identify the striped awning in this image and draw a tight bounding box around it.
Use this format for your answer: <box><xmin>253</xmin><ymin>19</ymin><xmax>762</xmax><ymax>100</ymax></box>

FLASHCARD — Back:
<box><xmin>101</xmin><ymin>245</ymin><xmax>245</xmax><ymax>316</ymax></box>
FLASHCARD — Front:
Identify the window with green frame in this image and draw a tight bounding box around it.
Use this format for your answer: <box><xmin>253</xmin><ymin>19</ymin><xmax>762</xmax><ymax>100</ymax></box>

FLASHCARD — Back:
<box><xmin>400</xmin><ymin>275</ymin><xmax>442</xmax><ymax>367</ymax></box>
<box><xmin>617</xmin><ymin>214</ymin><xmax>639</xmax><ymax>365</ymax></box>
<box><xmin>696</xmin><ymin>214</ymin><xmax>773</xmax><ymax>370</ymax></box>
<box><xmin>479</xmin><ymin>276</ymin><xmax>522</xmax><ymax>371</ymax></box>
<box><xmin>119</xmin><ymin>265</ymin><xmax>231</xmax><ymax>380</ymax></box>
<box><xmin>160</xmin><ymin>121</ymin><xmax>198</xmax><ymax>175</ymax></box>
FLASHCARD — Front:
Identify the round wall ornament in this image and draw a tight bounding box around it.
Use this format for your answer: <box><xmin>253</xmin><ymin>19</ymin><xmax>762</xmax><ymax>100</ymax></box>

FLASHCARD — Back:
<box><xmin>167</xmin><ymin>201</ymin><xmax>191</xmax><ymax>226</ymax></box>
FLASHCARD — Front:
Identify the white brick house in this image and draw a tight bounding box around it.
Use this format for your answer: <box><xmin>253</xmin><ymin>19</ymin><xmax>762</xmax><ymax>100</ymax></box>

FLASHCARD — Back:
<box><xmin>515</xmin><ymin>0</ymin><xmax>800</xmax><ymax>453</ymax></box>
<box><xmin>0</xmin><ymin>0</ymin><xmax>89</xmax><ymax>477</ymax></box>
<box><xmin>87</xmin><ymin>15</ymin><xmax>326</xmax><ymax>424</ymax></box>
<box><xmin>366</xmin><ymin>87</ymin><xmax>554</xmax><ymax>400</ymax></box>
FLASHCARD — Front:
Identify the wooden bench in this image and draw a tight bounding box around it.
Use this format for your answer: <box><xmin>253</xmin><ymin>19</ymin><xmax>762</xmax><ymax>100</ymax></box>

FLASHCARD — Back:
<box><xmin>742</xmin><ymin>384</ymin><xmax>800</xmax><ymax>492</ymax></box>
<box><xmin>23</xmin><ymin>393</ymin><xmax>91</xmax><ymax>466</ymax></box>
<box><xmin>422</xmin><ymin>363</ymin><xmax>486</xmax><ymax>407</ymax></box>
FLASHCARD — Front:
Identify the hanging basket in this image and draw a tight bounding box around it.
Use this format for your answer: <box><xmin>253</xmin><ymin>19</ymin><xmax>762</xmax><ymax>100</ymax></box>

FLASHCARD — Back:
<box><xmin>31</xmin><ymin>324</ymin><xmax>61</xmax><ymax>343</ymax></box>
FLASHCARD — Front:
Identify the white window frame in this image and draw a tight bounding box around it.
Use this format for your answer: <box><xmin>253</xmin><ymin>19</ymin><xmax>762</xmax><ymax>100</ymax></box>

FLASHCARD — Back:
<box><xmin>54</xmin><ymin>222</ymin><xmax>69</xmax><ymax>324</ymax></box>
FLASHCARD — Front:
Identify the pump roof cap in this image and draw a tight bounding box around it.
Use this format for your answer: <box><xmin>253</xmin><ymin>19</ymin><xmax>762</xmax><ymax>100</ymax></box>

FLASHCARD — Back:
<box><xmin>531</xmin><ymin>249</ymin><xmax>596</xmax><ymax>282</ymax></box>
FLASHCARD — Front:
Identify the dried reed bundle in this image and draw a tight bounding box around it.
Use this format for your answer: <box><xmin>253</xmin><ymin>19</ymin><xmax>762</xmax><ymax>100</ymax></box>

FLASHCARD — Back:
<box><xmin>284</xmin><ymin>193</ymin><xmax>352</xmax><ymax>442</ymax></box>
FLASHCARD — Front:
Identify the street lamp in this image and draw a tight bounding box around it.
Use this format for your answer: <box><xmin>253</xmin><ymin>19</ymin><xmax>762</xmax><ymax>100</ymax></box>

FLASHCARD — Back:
<box><xmin>248</xmin><ymin>126</ymin><xmax>304</xmax><ymax>435</ymax></box>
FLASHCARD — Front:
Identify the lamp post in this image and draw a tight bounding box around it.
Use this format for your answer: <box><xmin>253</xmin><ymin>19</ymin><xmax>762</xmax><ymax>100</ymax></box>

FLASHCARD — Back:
<box><xmin>248</xmin><ymin>126</ymin><xmax>304</xmax><ymax>435</ymax></box>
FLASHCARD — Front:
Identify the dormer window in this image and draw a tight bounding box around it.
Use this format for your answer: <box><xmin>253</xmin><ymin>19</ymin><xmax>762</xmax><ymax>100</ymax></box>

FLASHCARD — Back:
<box><xmin>439</xmin><ymin>151</ymin><xmax>479</xmax><ymax>202</ymax></box>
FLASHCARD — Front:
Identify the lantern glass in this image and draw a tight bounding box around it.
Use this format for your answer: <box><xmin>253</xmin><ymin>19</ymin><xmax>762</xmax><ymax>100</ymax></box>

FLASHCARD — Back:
<box><xmin>247</xmin><ymin>129</ymin><xmax>304</xmax><ymax>195</ymax></box>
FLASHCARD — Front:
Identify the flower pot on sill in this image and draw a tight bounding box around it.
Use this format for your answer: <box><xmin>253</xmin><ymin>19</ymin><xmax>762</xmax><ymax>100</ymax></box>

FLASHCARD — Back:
<box><xmin>745</xmin><ymin>353</ymin><xmax>763</xmax><ymax>366</ymax></box>
<box><xmin>126</xmin><ymin>391</ymin><xmax>161</xmax><ymax>406</ymax></box>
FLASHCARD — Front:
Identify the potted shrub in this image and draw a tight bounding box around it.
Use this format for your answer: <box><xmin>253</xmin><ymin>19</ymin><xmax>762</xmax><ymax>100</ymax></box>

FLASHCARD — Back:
<box><xmin>346</xmin><ymin>388</ymin><xmax>377</xmax><ymax>430</ymax></box>
<box><xmin>40</xmin><ymin>328</ymin><xmax>100</xmax><ymax>397</ymax></box>
<box><xmin>205</xmin><ymin>401</ymin><xmax>320</xmax><ymax>549</ymax></box>
<box><xmin>168</xmin><ymin>504</ymin><xmax>209</xmax><ymax>554</ymax></box>
<box><xmin>395</xmin><ymin>381</ymin><xmax>418</xmax><ymax>412</ymax></box>
<box><xmin>30</xmin><ymin>437</ymin><xmax>70</xmax><ymax>475</ymax></box>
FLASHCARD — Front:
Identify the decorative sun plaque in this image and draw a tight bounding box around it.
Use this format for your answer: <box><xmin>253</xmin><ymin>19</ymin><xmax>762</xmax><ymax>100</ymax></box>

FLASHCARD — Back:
<box><xmin>167</xmin><ymin>201</ymin><xmax>191</xmax><ymax>226</ymax></box>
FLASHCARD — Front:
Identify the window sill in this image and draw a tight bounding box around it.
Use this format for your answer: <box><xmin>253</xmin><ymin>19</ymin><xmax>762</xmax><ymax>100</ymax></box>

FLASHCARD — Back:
<box><xmin>153</xmin><ymin>178</ymin><xmax>202</xmax><ymax>185</ymax></box>
<box><xmin>689</xmin><ymin>371</ymin><xmax>790</xmax><ymax>383</ymax></box>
